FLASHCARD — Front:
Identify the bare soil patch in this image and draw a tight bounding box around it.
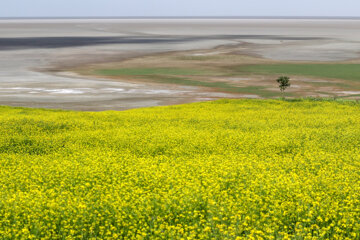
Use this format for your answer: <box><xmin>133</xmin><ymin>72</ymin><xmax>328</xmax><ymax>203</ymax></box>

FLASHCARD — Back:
<box><xmin>67</xmin><ymin>44</ymin><xmax>360</xmax><ymax>99</ymax></box>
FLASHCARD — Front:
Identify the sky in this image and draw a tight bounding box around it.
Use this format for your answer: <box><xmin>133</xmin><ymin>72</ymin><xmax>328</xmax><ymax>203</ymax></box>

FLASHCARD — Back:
<box><xmin>1</xmin><ymin>0</ymin><xmax>360</xmax><ymax>18</ymax></box>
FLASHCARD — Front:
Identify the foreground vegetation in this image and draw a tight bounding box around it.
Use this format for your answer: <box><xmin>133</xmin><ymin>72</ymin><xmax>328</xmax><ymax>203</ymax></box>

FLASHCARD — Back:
<box><xmin>1</xmin><ymin>99</ymin><xmax>360</xmax><ymax>239</ymax></box>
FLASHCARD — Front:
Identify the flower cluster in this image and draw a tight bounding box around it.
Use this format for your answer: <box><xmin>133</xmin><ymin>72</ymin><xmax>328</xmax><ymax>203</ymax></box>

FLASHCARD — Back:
<box><xmin>0</xmin><ymin>99</ymin><xmax>359</xmax><ymax>239</ymax></box>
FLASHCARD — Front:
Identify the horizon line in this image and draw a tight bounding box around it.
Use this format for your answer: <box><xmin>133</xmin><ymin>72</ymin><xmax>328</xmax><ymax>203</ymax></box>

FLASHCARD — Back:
<box><xmin>1</xmin><ymin>16</ymin><xmax>360</xmax><ymax>20</ymax></box>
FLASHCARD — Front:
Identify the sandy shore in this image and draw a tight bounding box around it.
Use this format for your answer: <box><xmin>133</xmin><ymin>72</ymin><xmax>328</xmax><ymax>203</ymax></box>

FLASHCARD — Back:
<box><xmin>1</xmin><ymin>19</ymin><xmax>360</xmax><ymax>110</ymax></box>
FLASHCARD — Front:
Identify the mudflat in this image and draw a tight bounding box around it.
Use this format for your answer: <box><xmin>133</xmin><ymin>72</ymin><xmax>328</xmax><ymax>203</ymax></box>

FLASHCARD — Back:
<box><xmin>1</xmin><ymin>19</ymin><xmax>360</xmax><ymax>110</ymax></box>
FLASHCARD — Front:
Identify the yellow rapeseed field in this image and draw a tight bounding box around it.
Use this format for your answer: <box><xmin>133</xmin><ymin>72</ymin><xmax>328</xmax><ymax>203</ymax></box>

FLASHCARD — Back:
<box><xmin>1</xmin><ymin>99</ymin><xmax>360</xmax><ymax>239</ymax></box>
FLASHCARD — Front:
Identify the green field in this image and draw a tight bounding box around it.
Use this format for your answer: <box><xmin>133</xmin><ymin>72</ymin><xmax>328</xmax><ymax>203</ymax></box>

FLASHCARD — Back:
<box><xmin>1</xmin><ymin>99</ymin><xmax>360</xmax><ymax>239</ymax></box>
<box><xmin>95</xmin><ymin>64</ymin><xmax>360</xmax><ymax>83</ymax></box>
<box><xmin>143</xmin><ymin>75</ymin><xmax>280</xmax><ymax>97</ymax></box>
<box><xmin>236</xmin><ymin>64</ymin><xmax>360</xmax><ymax>81</ymax></box>
<box><xmin>93</xmin><ymin>64</ymin><xmax>360</xmax><ymax>98</ymax></box>
<box><xmin>94</xmin><ymin>67</ymin><xmax>282</xmax><ymax>97</ymax></box>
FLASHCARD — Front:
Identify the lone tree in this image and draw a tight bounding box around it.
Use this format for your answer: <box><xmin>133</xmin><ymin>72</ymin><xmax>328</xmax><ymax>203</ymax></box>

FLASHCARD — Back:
<box><xmin>276</xmin><ymin>76</ymin><xmax>291</xmax><ymax>94</ymax></box>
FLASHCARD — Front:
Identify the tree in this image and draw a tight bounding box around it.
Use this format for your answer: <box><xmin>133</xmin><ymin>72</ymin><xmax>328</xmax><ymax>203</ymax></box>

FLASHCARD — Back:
<box><xmin>276</xmin><ymin>76</ymin><xmax>291</xmax><ymax>94</ymax></box>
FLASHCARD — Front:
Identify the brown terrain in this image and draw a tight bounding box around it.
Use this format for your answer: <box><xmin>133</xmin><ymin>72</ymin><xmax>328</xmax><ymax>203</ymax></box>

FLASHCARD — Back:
<box><xmin>1</xmin><ymin>19</ymin><xmax>360</xmax><ymax>110</ymax></box>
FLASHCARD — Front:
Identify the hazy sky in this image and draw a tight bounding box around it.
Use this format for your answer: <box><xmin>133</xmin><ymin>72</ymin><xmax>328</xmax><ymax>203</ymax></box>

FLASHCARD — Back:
<box><xmin>1</xmin><ymin>0</ymin><xmax>360</xmax><ymax>17</ymax></box>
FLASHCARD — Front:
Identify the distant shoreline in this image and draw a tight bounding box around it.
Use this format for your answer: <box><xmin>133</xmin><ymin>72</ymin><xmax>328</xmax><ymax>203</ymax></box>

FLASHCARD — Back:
<box><xmin>1</xmin><ymin>16</ymin><xmax>360</xmax><ymax>20</ymax></box>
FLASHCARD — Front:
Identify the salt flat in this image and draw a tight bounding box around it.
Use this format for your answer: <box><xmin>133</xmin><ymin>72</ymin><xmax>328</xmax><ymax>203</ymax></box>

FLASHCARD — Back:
<box><xmin>0</xmin><ymin>19</ymin><xmax>360</xmax><ymax>110</ymax></box>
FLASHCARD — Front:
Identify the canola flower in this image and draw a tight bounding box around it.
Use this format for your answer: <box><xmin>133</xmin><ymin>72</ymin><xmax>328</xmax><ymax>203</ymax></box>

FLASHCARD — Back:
<box><xmin>0</xmin><ymin>99</ymin><xmax>360</xmax><ymax>239</ymax></box>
